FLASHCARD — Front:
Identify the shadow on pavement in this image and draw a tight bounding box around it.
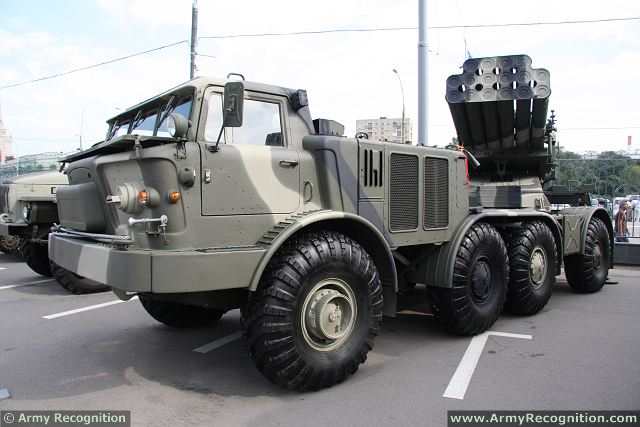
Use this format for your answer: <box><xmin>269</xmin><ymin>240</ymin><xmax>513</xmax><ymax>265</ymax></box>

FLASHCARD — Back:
<box><xmin>10</xmin><ymin>280</ymin><xmax>71</xmax><ymax>296</ymax></box>
<box><xmin>2</xmin><ymin>304</ymin><xmax>460</xmax><ymax>402</ymax></box>
<box><xmin>0</xmin><ymin>253</ymin><xmax>24</xmax><ymax>264</ymax></box>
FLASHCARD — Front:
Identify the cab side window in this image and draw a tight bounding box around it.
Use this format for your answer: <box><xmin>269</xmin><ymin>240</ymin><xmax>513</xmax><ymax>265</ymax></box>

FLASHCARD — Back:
<box><xmin>204</xmin><ymin>93</ymin><xmax>225</xmax><ymax>142</ymax></box>
<box><xmin>204</xmin><ymin>94</ymin><xmax>283</xmax><ymax>147</ymax></box>
<box><xmin>229</xmin><ymin>100</ymin><xmax>283</xmax><ymax>147</ymax></box>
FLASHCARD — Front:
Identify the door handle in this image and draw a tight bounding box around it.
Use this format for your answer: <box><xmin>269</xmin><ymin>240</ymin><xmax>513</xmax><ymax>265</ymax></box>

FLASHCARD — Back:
<box><xmin>279</xmin><ymin>160</ymin><xmax>299</xmax><ymax>168</ymax></box>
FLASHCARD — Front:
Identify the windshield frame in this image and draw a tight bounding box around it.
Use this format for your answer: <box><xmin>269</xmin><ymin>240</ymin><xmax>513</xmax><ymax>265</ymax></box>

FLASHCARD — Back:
<box><xmin>105</xmin><ymin>87</ymin><xmax>195</xmax><ymax>142</ymax></box>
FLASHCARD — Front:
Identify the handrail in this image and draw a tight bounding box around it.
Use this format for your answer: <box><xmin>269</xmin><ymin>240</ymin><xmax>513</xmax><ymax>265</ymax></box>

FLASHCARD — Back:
<box><xmin>51</xmin><ymin>224</ymin><xmax>135</xmax><ymax>245</ymax></box>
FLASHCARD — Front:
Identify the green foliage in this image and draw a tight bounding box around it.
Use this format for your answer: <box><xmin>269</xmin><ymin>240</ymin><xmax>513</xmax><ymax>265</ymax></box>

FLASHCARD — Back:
<box><xmin>625</xmin><ymin>165</ymin><xmax>640</xmax><ymax>192</ymax></box>
<box><xmin>555</xmin><ymin>150</ymin><xmax>640</xmax><ymax>196</ymax></box>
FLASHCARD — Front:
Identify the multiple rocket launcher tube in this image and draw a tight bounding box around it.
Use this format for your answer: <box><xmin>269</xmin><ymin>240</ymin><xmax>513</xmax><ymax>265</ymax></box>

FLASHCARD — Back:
<box><xmin>446</xmin><ymin>55</ymin><xmax>551</xmax><ymax>154</ymax></box>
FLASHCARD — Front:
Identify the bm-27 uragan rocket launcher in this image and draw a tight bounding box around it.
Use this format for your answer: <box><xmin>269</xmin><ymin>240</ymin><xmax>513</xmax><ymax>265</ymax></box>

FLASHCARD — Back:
<box><xmin>48</xmin><ymin>55</ymin><xmax>613</xmax><ymax>391</ymax></box>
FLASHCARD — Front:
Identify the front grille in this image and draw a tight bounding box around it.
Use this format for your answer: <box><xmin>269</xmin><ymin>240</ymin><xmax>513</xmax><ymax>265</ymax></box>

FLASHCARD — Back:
<box><xmin>424</xmin><ymin>157</ymin><xmax>449</xmax><ymax>229</ymax></box>
<box><xmin>389</xmin><ymin>153</ymin><xmax>419</xmax><ymax>231</ymax></box>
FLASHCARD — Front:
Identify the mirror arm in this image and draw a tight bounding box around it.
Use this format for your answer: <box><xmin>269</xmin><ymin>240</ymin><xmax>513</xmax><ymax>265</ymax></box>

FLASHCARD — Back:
<box><xmin>210</xmin><ymin>125</ymin><xmax>225</xmax><ymax>153</ymax></box>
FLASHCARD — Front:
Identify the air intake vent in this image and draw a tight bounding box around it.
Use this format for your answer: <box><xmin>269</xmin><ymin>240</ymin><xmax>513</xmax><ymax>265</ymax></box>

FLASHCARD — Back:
<box><xmin>363</xmin><ymin>148</ymin><xmax>383</xmax><ymax>187</ymax></box>
<box><xmin>389</xmin><ymin>153</ymin><xmax>419</xmax><ymax>231</ymax></box>
<box><xmin>424</xmin><ymin>157</ymin><xmax>449</xmax><ymax>229</ymax></box>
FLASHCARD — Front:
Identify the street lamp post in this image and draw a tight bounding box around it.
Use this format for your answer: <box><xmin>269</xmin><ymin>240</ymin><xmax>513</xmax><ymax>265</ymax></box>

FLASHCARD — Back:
<box><xmin>392</xmin><ymin>68</ymin><xmax>405</xmax><ymax>144</ymax></box>
<box><xmin>190</xmin><ymin>0</ymin><xmax>198</xmax><ymax>79</ymax></box>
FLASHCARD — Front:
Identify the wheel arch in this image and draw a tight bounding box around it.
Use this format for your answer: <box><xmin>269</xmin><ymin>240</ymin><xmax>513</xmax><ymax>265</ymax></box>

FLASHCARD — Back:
<box><xmin>249</xmin><ymin>211</ymin><xmax>397</xmax><ymax>314</ymax></box>
<box><xmin>425</xmin><ymin>210</ymin><xmax>564</xmax><ymax>288</ymax></box>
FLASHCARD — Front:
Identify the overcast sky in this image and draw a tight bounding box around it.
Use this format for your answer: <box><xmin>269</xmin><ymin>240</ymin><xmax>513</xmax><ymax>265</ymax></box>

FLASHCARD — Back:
<box><xmin>1</xmin><ymin>0</ymin><xmax>639</xmax><ymax>156</ymax></box>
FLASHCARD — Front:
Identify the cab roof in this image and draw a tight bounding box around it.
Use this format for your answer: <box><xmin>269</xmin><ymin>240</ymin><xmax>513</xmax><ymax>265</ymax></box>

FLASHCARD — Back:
<box><xmin>107</xmin><ymin>76</ymin><xmax>301</xmax><ymax>124</ymax></box>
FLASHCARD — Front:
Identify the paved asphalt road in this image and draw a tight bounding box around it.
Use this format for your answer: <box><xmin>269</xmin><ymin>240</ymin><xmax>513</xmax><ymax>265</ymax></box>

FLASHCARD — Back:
<box><xmin>0</xmin><ymin>253</ymin><xmax>638</xmax><ymax>426</ymax></box>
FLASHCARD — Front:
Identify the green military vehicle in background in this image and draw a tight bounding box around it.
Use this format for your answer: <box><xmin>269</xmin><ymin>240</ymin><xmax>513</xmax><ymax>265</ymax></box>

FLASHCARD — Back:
<box><xmin>0</xmin><ymin>170</ymin><xmax>109</xmax><ymax>294</ymax></box>
<box><xmin>0</xmin><ymin>171</ymin><xmax>66</xmax><ymax>255</ymax></box>
<box><xmin>48</xmin><ymin>56</ymin><xmax>613</xmax><ymax>390</ymax></box>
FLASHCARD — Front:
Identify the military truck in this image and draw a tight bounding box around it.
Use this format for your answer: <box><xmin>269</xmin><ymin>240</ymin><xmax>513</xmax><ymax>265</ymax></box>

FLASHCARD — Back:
<box><xmin>48</xmin><ymin>56</ymin><xmax>612</xmax><ymax>390</ymax></box>
<box><xmin>0</xmin><ymin>170</ymin><xmax>109</xmax><ymax>294</ymax></box>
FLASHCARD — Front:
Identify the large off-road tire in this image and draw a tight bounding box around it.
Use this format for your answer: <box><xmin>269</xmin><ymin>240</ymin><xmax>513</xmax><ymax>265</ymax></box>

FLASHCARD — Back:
<box><xmin>51</xmin><ymin>263</ymin><xmax>110</xmax><ymax>294</ymax></box>
<box><xmin>429</xmin><ymin>223</ymin><xmax>508</xmax><ymax>336</ymax></box>
<box><xmin>20</xmin><ymin>240</ymin><xmax>52</xmax><ymax>277</ymax></box>
<box><xmin>139</xmin><ymin>294</ymin><xmax>225</xmax><ymax>328</ymax></box>
<box><xmin>505</xmin><ymin>221</ymin><xmax>557</xmax><ymax>315</ymax></box>
<box><xmin>244</xmin><ymin>231</ymin><xmax>383</xmax><ymax>391</ymax></box>
<box><xmin>564</xmin><ymin>217</ymin><xmax>610</xmax><ymax>293</ymax></box>
<box><xmin>0</xmin><ymin>235</ymin><xmax>21</xmax><ymax>255</ymax></box>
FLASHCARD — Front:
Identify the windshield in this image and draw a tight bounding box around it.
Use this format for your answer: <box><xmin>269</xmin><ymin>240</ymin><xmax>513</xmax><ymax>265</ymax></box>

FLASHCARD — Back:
<box><xmin>107</xmin><ymin>94</ymin><xmax>193</xmax><ymax>141</ymax></box>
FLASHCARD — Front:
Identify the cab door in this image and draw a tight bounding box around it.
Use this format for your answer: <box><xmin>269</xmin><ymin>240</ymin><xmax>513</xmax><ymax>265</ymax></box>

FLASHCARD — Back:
<box><xmin>200</xmin><ymin>88</ymin><xmax>300</xmax><ymax>216</ymax></box>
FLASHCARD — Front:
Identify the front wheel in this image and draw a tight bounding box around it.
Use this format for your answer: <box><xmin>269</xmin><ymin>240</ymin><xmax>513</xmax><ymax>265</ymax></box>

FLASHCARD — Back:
<box><xmin>244</xmin><ymin>231</ymin><xmax>383</xmax><ymax>391</ymax></box>
<box><xmin>429</xmin><ymin>223</ymin><xmax>509</xmax><ymax>336</ymax></box>
<box><xmin>564</xmin><ymin>217</ymin><xmax>611</xmax><ymax>293</ymax></box>
<box><xmin>21</xmin><ymin>240</ymin><xmax>52</xmax><ymax>277</ymax></box>
<box><xmin>0</xmin><ymin>235</ymin><xmax>21</xmax><ymax>255</ymax></box>
<box><xmin>139</xmin><ymin>294</ymin><xmax>225</xmax><ymax>328</ymax></box>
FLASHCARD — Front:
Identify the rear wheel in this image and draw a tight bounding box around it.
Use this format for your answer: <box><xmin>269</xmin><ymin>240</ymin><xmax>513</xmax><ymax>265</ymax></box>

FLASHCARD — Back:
<box><xmin>564</xmin><ymin>217</ymin><xmax>610</xmax><ymax>293</ymax></box>
<box><xmin>244</xmin><ymin>231</ymin><xmax>383</xmax><ymax>391</ymax></box>
<box><xmin>20</xmin><ymin>240</ymin><xmax>52</xmax><ymax>277</ymax></box>
<box><xmin>51</xmin><ymin>263</ymin><xmax>110</xmax><ymax>294</ymax></box>
<box><xmin>429</xmin><ymin>223</ymin><xmax>508</xmax><ymax>336</ymax></box>
<box><xmin>139</xmin><ymin>294</ymin><xmax>225</xmax><ymax>328</ymax></box>
<box><xmin>505</xmin><ymin>221</ymin><xmax>557</xmax><ymax>315</ymax></box>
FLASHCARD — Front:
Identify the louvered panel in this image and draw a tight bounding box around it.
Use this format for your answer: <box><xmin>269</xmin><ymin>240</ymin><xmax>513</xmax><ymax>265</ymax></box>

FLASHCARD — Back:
<box><xmin>389</xmin><ymin>153</ymin><xmax>418</xmax><ymax>231</ymax></box>
<box><xmin>424</xmin><ymin>157</ymin><xmax>449</xmax><ymax>229</ymax></box>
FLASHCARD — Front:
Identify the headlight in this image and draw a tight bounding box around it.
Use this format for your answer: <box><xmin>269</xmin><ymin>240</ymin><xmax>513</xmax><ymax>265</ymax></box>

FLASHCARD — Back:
<box><xmin>22</xmin><ymin>204</ymin><xmax>31</xmax><ymax>222</ymax></box>
<box><xmin>165</xmin><ymin>112</ymin><xmax>188</xmax><ymax>138</ymax></box>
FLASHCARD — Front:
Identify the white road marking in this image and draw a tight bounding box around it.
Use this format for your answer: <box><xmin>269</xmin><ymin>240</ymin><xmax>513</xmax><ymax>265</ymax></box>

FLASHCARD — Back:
<box><xmin>0</xmin><ymin>279</ymin><xmax>55</xmax><ymax>290</ymax></box>
<box><xmin>0</xmin><ymin>267</ymin><xmax>7</xmax><ymax>270</ymax></box>
<box><xmin>443</xmin><ymin>331</ymin><xmax>533</xmax><ymax>400</ymax></box>
<box><xmin>193</xmin><ymin>331</ymin><xmax>243</xmax><ymax>354</ymax></box>
<box><xmin>43</xmin><ymin>296</ymin><xmax>139</xmax><ymax>320</ymax></box>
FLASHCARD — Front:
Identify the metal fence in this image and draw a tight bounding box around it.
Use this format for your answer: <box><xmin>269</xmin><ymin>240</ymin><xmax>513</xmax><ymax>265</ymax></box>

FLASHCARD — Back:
<box><xmin>616</xmin><ymin>205</ymin><xmax>640</xmax><ymax>243</ymax></box>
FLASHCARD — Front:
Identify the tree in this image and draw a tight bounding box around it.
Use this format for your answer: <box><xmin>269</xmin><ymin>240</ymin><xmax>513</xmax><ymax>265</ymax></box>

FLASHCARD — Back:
<box><xmin>554</xmin><ymin>150</ymin><xmax>639</xmax><ymax>197</ymax></box>
<box><xmin>624</xmin><ymin>165</ymin><xmax>640</xmax><ymax>194</ymax></box>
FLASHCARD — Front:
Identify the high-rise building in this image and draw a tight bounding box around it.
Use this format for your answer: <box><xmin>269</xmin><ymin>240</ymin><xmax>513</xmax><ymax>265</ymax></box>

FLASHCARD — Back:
<box><xmin>355</xmin><ymin>117</ymin><xmax>412</xmax><ymax>144</ymax></box>
<box><xmin>0</xmin><ymin>103</ymin><xmax>15</xmax><ymax>163</ymax></box>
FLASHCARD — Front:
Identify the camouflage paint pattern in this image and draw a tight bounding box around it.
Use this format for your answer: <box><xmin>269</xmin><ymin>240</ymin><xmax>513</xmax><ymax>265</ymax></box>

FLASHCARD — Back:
<box><xmin>48</xmin><ymin>71</ymin><xmax>611</xmax><ymax>312</ymax></box>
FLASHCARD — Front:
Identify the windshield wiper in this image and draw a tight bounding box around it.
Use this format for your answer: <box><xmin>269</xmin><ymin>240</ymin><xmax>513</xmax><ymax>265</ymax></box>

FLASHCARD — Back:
<box><xmin>129</xmin><ymin>110</ymin><xmax>143</xmax><ymax>133</ymax></box>
<box><xmin>157</xmin><ymin>95</ymin><xmax>176</xmax><ymax>130</ymax></box>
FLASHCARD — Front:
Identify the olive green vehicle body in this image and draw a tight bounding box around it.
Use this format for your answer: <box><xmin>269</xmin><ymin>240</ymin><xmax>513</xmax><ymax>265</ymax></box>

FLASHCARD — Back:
<box><xmin>0</xmin><ymin>170</ymin><xmax>67</xmax><ymax>242</ymax></box>
<box><xmin>48</xmin><ymin>76</ymin><xmax>611</xmax><ymax>315</ymax></box>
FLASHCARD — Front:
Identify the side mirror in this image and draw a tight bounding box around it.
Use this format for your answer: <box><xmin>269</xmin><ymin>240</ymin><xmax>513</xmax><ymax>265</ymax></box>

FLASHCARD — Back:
<box><xmin>166</xmin><ymin>112</ymin><xmax>189</xmax><ymax>139</ymax></box>
<box><xmin>223</xmin><ymin>81</ymin><xmax>244</xmax><ymax>127</ymax></box>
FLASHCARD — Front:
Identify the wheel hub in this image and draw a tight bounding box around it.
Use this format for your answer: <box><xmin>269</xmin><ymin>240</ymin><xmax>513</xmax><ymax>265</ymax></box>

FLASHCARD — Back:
<box><xmin>0</xmin><ymin>236</ymin><xmax>20</xmax><ymax>251</ymax></box>
<box><xmin>529</xmin><ymin>247</ymin><xmax>547</xmax><ymax>288</ymax></box>
<box><xmin>471</xmin><ymin>259</ymin><xmax>492</xmax><ymax>302</ymax></box>
<box><xmin>301</xmin><ymin>278</ymin><xmax>356</xmax><ymax>351</ymax></box>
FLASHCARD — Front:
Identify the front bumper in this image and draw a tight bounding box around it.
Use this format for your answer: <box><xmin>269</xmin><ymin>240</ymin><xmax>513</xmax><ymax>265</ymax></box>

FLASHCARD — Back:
<box><xmin>48</xmin><ymin>233</ymin><xmax>265</xmax><ymax>293</ymax></box>
<box><xmin>0</xmin><ymin>221</ymin><xmax>28</xmax><ymax>237</ymax></box>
